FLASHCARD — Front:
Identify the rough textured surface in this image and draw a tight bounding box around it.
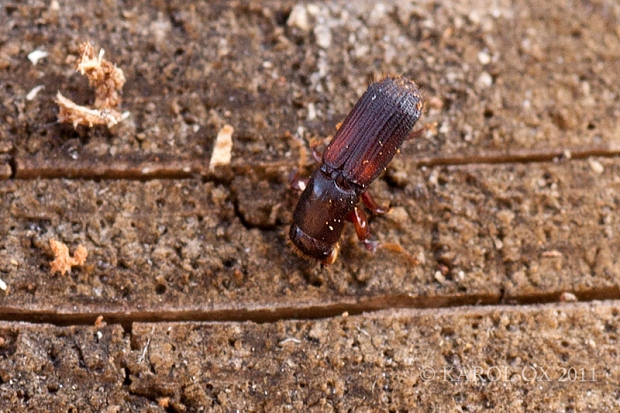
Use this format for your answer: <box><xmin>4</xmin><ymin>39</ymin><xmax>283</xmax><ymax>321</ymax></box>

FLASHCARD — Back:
<box><xmin>2</xmin><ymin>0</ymin><xmax>619</xmax><ymax>176</ymax></box>
<box><xmin>1</xmin><ymin>303</ymin><xmax>619</xmax><ymax>411</ymax></box>
<box><xmin>1</xmin><ymin>0</ymin><xmax>619</xmax><ymax>410</ymax></box>
<box><xmin>0</xmin><ymin>158</ymin><xmax>619</xmax><ymax>323</ymax></box>
<box><xmin>0</xmin><ymin>156</ymin><xmax>10</xmax><ymax>179</ymax></box>
<box><xmin>0</xmin><ymin>323</ymin><xmax>132</xmax><ymax>412</ymax></box>
<box><xmin>128</xmin><ymin>303</ymin><xmax>620</xmax><ymax>412</ymax></box>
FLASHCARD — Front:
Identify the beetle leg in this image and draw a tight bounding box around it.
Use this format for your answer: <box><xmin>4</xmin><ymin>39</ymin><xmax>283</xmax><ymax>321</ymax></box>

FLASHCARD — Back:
<box><xmin>308</xmin><ymin>141</ymin><xmax>323</xmax><ymax>163</ymax></box>
<box><xmin>288</xmin><ymin>132</ymin><xmax>309</xmax><ymax>169</ymax></box>
<box><xmin>346</xmin><ymin>206</ymin><xmax>379</xmax><ymax>252</ymax></box>
<box><xmin>379</xmin><ymin>243</ymin><xmax>419</xmax><ymax>265</ymax></box>
<box><xmin>322</xmin><ymin>243</ymin><xmax>340</xmax><ymax>265</ymax></box>
<box><xmin>311</xmin><ymin>147</ymin><xmax>323</xmax><ymax>163</ymax></box>
<box><xmin>361</xmin><ymin>192</ymin><xmax>389</xmax><ymax>215</ymax></box>
<box><xmin>347</xmin><ymin>206</ymin><xmax>419</xmax><ymax>264</ymax></box>
<box><xmin>288</xmin><ymin>169</ymin><xmax>308</xmax><ymax>192</ymax></box>
<box><xmin>405</xmin><ymin>124</ymin><xmax>428</xmax><ymax>140</ymax></box>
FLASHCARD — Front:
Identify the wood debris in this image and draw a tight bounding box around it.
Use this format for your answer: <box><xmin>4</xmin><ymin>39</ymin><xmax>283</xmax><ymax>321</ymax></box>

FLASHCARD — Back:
<box><xmin>157</xmin><ymin>398</ymin><xmax>170</xmax><ymax>408</ymax></box>
<box><xmin>94</xmin><ymin>315</ymin><xmax>106</xmax><ymax>328</ymax></box>
<box><xmin>26</xmin><ymin>85</ymin><xmax>45</xmax><ymax>101</ymax></box>
<box><xmin>209</xmin><ymin>124</ymin><xmax>234</xmax><ymax>170</ymax></box>
<box><xmin>56</xmin><ymin>41</ymin><xmax>129</xmax><ymax>128</ymax></box>
<box><xmin>49</xmin><ymin>239</ymin><xmax>88</xmax><ymax>276</ymax></box>
<box><xmin>27</xmin><ymin>49</ymin><xmax>48</xmax><ymax>65</ymax></box>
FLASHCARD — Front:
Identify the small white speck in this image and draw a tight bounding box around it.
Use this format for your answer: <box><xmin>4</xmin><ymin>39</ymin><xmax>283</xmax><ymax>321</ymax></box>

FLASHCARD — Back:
<box><xmin>434</xmin><ymin>271</ymin><xmax>445</xmax><ymax>284</ymax></box>
<box><xmin>0</xmin><ymin>278</ymin><xmax>7</xmax><ymax>291</ymax></box>
<box><xmin>468</xmin><ymin>11</ymin><xmax>481</xmax><ymax>24</ymax></box>
<box><xmin>588</xmin><ymin>158</ymin><xmax>604</xmax><ymax>174</ymax></box>
<box><xmin>307</xmin><ymin>102</ymin><xmax>317</xmax><ymax>121</ymax></box>
<box><xmin>306</xmin><ymin>4</ymin><xmax>320</xmax><ymax>15</ymax></box>
<box><xmin>287</xmin><ymin>4</ymin><xmax>309</xmax><ymax>31</ymax></box>
<box><xmin>314</xmin><ymin>25</ymin><xmax>332</xmax><ymax>49</ymax></box>
<box><xmin>478</xmin><ymin>51</ymin><xmax>491</xmax><ymax>65</ymax></box>
<box><xmin>209</xmin><ymin>124</ymin><xmax>234</xmax><ymax>170</ymax></box>
<box><xmin>28</xmin><ymin>49</ymin><xmax>48</xmax><ymax>65</ymax></box>
<box><xmin>26</xmin><ymin>85</ymin><xmax>45</xmax><ymax>101</ymax></box>
<box><xmin>560</xmin><ymin>292</ymin><xmax>577</xmax><ymax>302</ymax></box>
<box><xmin>477</xmin><ymin>72</ymin><xmax>493</xmax><ymax>88</ymax></box>
<box><xmin>279</xmin><ymin>337</ymin><xmax>301</xmax><ymax>345</ymax></box>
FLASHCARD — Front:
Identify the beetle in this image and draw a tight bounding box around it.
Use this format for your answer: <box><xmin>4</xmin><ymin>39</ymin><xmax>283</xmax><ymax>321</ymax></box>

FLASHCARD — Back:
<box><xmin>289</xmin><ymin>75</ymin><xmax>424</xmax><ymax>264</ymax></box>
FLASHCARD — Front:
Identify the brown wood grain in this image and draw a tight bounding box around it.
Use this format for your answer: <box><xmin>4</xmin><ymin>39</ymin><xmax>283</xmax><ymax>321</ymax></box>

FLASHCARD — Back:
<box><xmin>0</xmin><ymin>162</ymin><xmax>10</xmax><ymax>180</ymax></box>
<box><xmin>1</xmin><ymin>302</ymin><xmax>618</xmax><ymax>411</ymax></box>
<box><xmin>1</xmin><ymin>0</ymin><xmax>619</xmax><ymax>410</ymax></box>
<box><xmin>1</xmin><ymin>158</ymin><xmax>619</xmax><ymax>325</ymax></box>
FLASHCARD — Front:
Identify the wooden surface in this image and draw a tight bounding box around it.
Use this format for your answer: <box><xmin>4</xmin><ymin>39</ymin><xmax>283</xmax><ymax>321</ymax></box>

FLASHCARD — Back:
<box><xmin>1</xmin><ymin>0</ymin><xmax>619</xmax><ymax>411</ymax></box>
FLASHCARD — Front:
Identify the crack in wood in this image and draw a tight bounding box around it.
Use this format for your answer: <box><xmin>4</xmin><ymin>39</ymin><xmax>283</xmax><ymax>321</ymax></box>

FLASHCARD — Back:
<box><xmin>415</xmin><ymin>145</ymin><xmax>620</xmax><ymax>166</ymax></box>
<box><xmin>8</xmin><ymin>144</ymin><xmax>620</xmax><ymax>180</ymax></box>
<box><xmin>0</xmin><ymin>287</ymin><xmax>618</xmax><ymax>326</ymax></box>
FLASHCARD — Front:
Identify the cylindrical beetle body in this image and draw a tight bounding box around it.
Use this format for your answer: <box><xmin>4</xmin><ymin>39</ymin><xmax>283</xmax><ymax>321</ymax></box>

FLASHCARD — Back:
<box><xmin>290</xmin><ymin>166</ymin><xmax>360</xmax><ymax>259</ymax></box>
<box><xmin>289</xmin><ymin>76</ymin><xmax>423</xmax><ymax>262</ymax></box>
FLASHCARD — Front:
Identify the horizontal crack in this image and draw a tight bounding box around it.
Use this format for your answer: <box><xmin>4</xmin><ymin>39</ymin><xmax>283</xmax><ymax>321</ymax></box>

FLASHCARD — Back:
<box><xmin>7</xmin><ymin>144</ymin><xmax>620</xmax><ymax>181</ymax></box>
<box><xmin>0</xmin><ymin>286</ymin><xmax>618</xmax><ymax>326</ymax></box>
<box><xmin>415</xmin><ymin>145</ymin><xmax>620</xmax><ymax>167</ymax></box>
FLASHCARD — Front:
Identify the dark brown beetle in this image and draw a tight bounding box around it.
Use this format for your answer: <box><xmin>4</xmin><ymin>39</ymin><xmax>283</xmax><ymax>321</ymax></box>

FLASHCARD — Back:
<box><xmin>289</xmin><ymin>76</ymin><xmax>424</xmax><ymax>264</ymax></box>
